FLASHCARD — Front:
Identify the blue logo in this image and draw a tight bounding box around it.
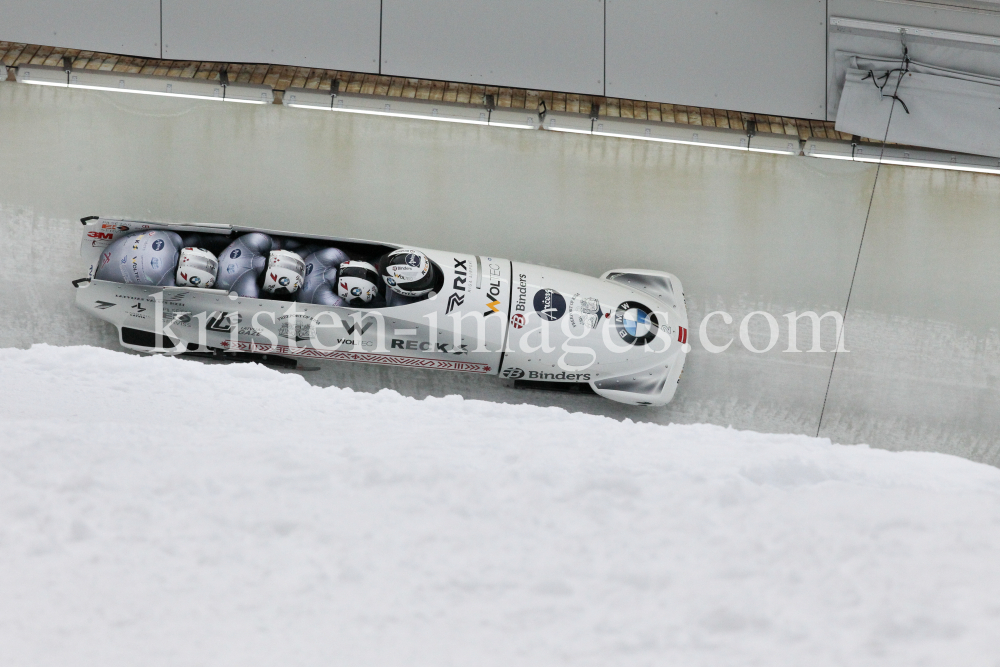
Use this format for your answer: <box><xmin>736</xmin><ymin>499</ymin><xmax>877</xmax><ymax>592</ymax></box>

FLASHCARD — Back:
<box><xmin>404</xmin><ymin>253</ymin><xmax>420</xmax><ymax>267</ymax></box>
<box><xmin>351</xmin><ymin>286</ymin><xmax>362</xmax><ymax>296</ymax></box>
<box><xmin>150</xmin><ymin>257</ymin><xmax>160</xmax><ymax>269</ymax></box>
<box><xmin>386</xmin><ymin>277</ymin><xmax>396</xmax><ymax>286</ymax></box>
<box><xmin>279</xmin><ymin>277</ymin><xmax>290</xmax><ymax>286</ymax></box>
<box><xmin>533</xmin><ymin>288</ymin><xmax>566</xmax><ymax>321</ymax></box>
<box><xmin>152</xmin><ymin>239</ymin><xmax>164</xmax><ymax>251</ymax></box>
<box><xmin>190</xmin><ymin>276</ymin><xmax>201</xmax><ymax>286</ymax></box>
<box><xmin>230</xmin><ymin>248</ymin><xmax>242</xmax><ymax>259</ymax></box>
<box><xmin>226</xmin><ymin>264</ymin><xmax>236</xmax><ymax>274</ymax></box>
<box><xmin>120</xmin><ymin>255</ymin><xmax>127</xmax><ymax>264</ymax></box>
<box><xmin>305</xmin><ymin>263</ymin><xmax>313</xmax><ymax>276</ymax></box>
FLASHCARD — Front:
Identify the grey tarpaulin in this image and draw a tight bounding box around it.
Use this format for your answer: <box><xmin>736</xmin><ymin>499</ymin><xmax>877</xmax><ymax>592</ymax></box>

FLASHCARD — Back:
<box><xmin>834</xmin><ymin>54</ymin><xmax>1000</xmax><ymax>157</ymax></box>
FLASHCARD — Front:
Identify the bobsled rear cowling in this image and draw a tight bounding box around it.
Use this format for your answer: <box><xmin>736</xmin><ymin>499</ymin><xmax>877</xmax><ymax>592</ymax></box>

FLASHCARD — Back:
<box><xmin>74</xmin><ymin>217</ymin><xmax>688</xmax><ymax>406</ymax></box>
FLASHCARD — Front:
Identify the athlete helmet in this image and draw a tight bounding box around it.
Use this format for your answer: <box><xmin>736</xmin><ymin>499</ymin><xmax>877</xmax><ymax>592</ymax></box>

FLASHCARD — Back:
<box><xmin>175</xmin><ymin>247</ymin><xmax>219</xmax><ymax>288</ymax></box>
<box><xmin>379</xmin><ymin>249</ymin><xmax>437</xmax><ymax>297</ymax></box>
<box><xmin>337</xmin><ymin>260</ymin><xmax>380</xmax><ymax>305</ymax></box>
<box><xmin>262</xmin><ymin>249</ymin><xmax>305</xmax><ymax>295</ymax></box>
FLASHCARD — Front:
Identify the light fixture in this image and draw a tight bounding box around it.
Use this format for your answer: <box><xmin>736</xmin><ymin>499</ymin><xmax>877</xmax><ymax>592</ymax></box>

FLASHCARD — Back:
<box><xmin>748</xmin><ymin>133</ymin><xmax>800</xmax><ymax>156</ymax></box>
<box><xmin>284</xmin><ymin>87</ymin><xmax>490</xmax><ymax>125</ymax></box>
<box><xmin>806</xmin><ymin>138</ymin><xmax>1000</xmax><ymax>174</ymax></box>
<box><xmin>803</xmin><ymin>139</ymin><xmax>856</xmax><ymax>161</ymax></box>
<box><xmin>15</xmin><ymin>64</ymin><xmax>272</xmax><ymax>104</ymax></box>
<box><xmin>487</xmin><ymin>107</ymin><xmax>540</xmax><ymax>130</ymax></box>
<box><xmin>1</xmin><ymin>65</ymin><xmax>7</xmax><ymax>82</ymax></box>
<box><xmin>540</xmin><ymin>110</ymin><xmax>595</xmax><ymax>134</ymax></box>
<box><xmin>593</xmin><ymin>116</ymin><xmax>751</xmax><ymax>151</ymax></box>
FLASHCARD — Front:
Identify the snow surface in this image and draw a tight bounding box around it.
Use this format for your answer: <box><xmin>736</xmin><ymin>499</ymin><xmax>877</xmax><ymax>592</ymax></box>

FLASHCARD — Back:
<box><xmin>2</xmin><ymin>345</ymin><xmax>1000</xmax><ymax>667</ymax></box>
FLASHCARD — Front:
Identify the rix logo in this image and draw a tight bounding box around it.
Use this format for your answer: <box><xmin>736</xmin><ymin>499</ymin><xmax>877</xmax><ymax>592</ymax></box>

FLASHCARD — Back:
<box><xmin>452</xmin><ymin>258</ymin><xmax>467</xmax><ymax>291</ymax></box>
<box><xmin>87</xmin><ymin>231</ymin><xmax>114</xmax><ymax>240</ymax></box>
<box><xmin>445</xmin><ymin>293</ymin><xmax>464</xmax><ymax>314</ymax></box>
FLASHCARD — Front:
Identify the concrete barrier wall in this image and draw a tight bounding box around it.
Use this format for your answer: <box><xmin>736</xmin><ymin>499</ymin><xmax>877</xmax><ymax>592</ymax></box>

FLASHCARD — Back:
<box><xmin>0</xmin><ymin>82</ymin><xmax>997</xmax><ymax>464</ymax></box>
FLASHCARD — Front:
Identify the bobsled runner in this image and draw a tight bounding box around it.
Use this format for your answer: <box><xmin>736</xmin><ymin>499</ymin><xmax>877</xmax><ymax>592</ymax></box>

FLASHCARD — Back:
<box><xmin>74</xmin><ymin>217</ymin><xmax>689</xmax><ymax>406</ymax></box>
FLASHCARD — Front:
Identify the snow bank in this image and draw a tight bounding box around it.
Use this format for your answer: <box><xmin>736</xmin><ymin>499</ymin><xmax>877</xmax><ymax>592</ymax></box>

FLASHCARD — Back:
<box><xmin>1</xmin><ymin>345</ymin><xmax>999</xmax><ymax>667</ymax></box>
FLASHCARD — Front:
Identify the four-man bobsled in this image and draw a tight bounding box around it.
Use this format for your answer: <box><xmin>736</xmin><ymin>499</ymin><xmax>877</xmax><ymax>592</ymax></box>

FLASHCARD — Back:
<box><xmin>75</xmin><ymin>217</ymin><xmax>689</xmax><ymax>406</ymax></box>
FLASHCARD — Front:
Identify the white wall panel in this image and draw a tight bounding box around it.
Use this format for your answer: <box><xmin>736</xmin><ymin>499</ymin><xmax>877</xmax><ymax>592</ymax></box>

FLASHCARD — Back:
<box><xmin>380</xmin><ymin>0</ymin><xmax>605</xmax><ymax>94</ymax></box>
<box><xmin>162</xmin><ymin>0</ymin><xmax>380</xmax><ymax>72</ymax></box>
<box><xmin>606</xmin><ymin>0</ymin><xmax>827</xmax><ymax>119</ymax></box>
<box><xmin>0</xmin><ymin>0</ymin><xmax>160</xmax><ymax>57</ymax></box>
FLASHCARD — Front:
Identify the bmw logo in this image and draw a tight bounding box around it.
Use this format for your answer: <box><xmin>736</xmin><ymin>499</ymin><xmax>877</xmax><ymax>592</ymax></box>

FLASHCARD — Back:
<box><xmin>152</xmin><ymin>239</ymin><xmax>164</xmax><ymax>251</ymax></box>
<box><xmin>230</xmin><ymin>248</ymin><xmax>242</xmax><ymax>259</ymax></box>
<box><xmin>190</xmin><ymin>276</ymin><xmax>201</xmax><ymax>285</ymax></box>
<box><xmin>614</xmin><ymin>301</ymin><xmax>659</xmax><ymax>346</ymax></box>
<box><xmin>279</xmin><ymin>277</ymin><xmax>290</xmax><ymax>286</ymax></box>
<box><xmin>351</xmin><ymin>286</ymin><xmax>362</xmax><ymax>296</ymax></box>
<box><xmin>386</xmin><ymin>277</ymin><xmax>396</xmax><ymax>286</ymax></box>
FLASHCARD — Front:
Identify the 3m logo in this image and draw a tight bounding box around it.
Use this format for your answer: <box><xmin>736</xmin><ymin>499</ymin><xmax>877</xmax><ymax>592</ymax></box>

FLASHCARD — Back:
<box><xmin>445</xmin><ymin>293</ymin><xmax>464</xmax><ymax>314</ymax></box>
<box><xmin>678</xmin><ymin>326</ymin><xmax>688</xmax><ymax>345</ymax></box>
<box><xmin>87</xmin><ymin>231</ymin><xmax>114</xmax><ymax>240</ymax></box>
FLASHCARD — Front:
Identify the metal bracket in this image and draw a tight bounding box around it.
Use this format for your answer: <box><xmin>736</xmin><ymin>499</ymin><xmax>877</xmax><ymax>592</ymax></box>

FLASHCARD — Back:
<box><xmin>329</xmin><ymin>78</ymin><xmax>341</xmax><ymax>109</ymax></box>
<box><xmin>80</xmin><ymin>216</ymin><xmax>99</xmax><ymax>225</ymax></box>
<box><xmin>71</xmin><ymin>277</ymin><xmax>91</xmax><ymax>288</ymax></box>
<box><xmin>590</xmin><ymin>99</ymin><xmax>601</xmax><ymax>120</ymax></box>
<box><xmin>746</xmin><ymin>119</ymin><xmax>757</xmax><ymax>139</ymax></box>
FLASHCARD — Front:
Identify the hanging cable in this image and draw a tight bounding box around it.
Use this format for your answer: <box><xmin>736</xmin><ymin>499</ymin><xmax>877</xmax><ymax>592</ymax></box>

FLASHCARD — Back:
<box><xmin>815</xmin><ymin>42</ymin><xmax>910</xmax><ymax>438</ymax></box>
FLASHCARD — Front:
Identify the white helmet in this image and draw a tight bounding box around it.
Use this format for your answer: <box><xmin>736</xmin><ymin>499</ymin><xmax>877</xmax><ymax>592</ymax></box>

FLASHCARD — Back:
<box><xmin>175</xmin><ymin>247</ymin><xmax>219</xmax><ymax>288</ymax></box>
<box><xmin>262</xmin><ymin>250</ymin><xmax>305</xmax><ymax>295</ymax></box>
<box><xmin>380</xmin><ymin>249</ymin><xmax>437</xmax><ymax>297</ymax></box>
<box><xmin>337</xmin><ymin>260</ymin><xmax>380</xmax><ymax>305</ymax></box>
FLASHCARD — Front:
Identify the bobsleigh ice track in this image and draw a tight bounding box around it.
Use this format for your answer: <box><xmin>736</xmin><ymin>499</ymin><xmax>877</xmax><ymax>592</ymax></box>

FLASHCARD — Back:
<box><xmin>2</xmin><ymin>83</ymin><xmax>999</xmax><ymax>464</ymax></box>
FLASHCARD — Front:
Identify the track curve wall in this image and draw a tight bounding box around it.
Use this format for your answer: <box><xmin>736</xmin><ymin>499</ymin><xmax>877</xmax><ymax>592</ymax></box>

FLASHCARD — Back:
<box><xmin>1</xmin><ymin>83</ymin><xmax>998</xmax><ymax>463</ymax></box>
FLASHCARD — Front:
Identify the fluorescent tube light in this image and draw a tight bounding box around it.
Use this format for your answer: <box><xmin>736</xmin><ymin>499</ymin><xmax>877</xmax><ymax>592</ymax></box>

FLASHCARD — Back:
<box><xmin>541</xmin><ymin>111</ymin><xmax>594</xmax><ymax>134</ymax></box>
<box><xmin>16</xmin><ymin>65</ymin><xmax>272</xmax><ymax>104</ymax></box>
<box><xmin>806</xmin><ymin>138</ymin><xmax>1000</xmax><ymax>174</ymax></box>
<box><xmin>1</xmin><ymin>66</ymin><xmax>7</xmax><ymax>82</ymax></box>
<box><xmin>488</xmin><ymin>107</ymin><xmax>540</xmax><ymax>130</ymax></box>
<box><xmin>284</xmin><ymin>88</ymin><xmax>490</xmax><ymax>125</ymax></box>
<box><xmin>592</xmin><ymin>116</ymin><xmax>750</xmax><ymax>151</ymax></box>
<box><xmin>748</xmin><ymin>133</ymin><xmax>801</xmax><ymax>155</ymax></box>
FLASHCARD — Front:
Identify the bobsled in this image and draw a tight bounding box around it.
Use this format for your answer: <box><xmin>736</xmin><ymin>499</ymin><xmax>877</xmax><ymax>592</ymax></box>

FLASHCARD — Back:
<box><xmin>74</xmin><ymin>217</ymin><xmax>689</xmax><ymax>406</ymax></box>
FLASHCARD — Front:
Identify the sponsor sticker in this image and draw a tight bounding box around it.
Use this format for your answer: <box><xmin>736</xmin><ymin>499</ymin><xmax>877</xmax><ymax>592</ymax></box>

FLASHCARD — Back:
<box><xmin>533</xmin><ymin>288</ymin><xmax>566</xmax><ymax>321</ymax></box>
<box><xmin>510</xmin><ymin>313</ymin><xmax>525</xmax><ymax>329</ymax></box>
<box><xmin>614</xmin><ymin>301</ymin><xmax>659</xmax><ymax>346</ymax></box>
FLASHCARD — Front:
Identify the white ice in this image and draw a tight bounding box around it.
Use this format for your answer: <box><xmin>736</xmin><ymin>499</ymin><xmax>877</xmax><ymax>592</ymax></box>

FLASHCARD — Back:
<box><xmin>2</xmin><ymin>345</ymin><xmax>999</xmax><ymax>667</ymax></box>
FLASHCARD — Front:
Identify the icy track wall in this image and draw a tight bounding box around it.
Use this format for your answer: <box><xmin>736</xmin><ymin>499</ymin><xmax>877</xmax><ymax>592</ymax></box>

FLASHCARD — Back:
<box><xmin>1</xmin><ymin>82</ymin><xmax>999</xmax><ymax>464</ymax></box>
